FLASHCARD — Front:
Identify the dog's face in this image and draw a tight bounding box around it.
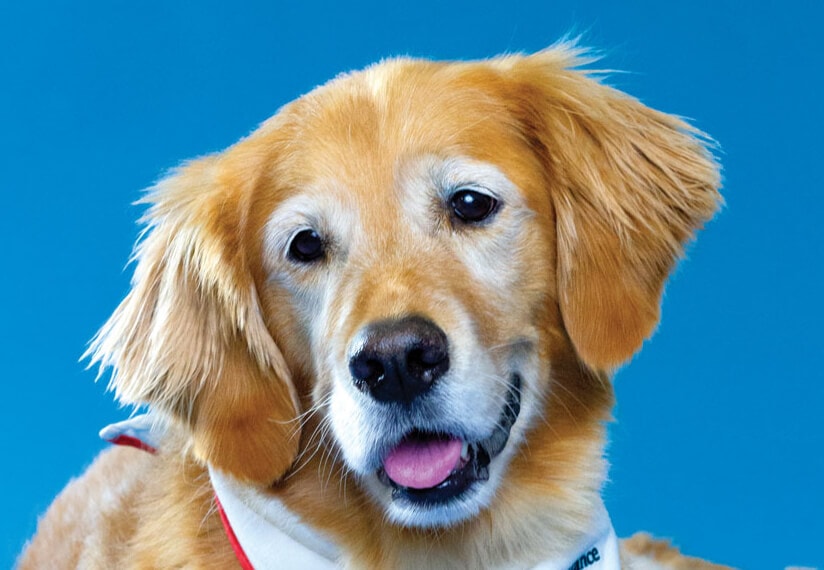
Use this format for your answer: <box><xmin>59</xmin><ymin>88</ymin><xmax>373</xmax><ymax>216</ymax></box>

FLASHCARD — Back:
<box><xmin>90</xmin><ymin>47</ymin><xmax>720</xmax><ymax>536</ymax></box>
<box><xmin>262</xmin><ymin>123</ymin><xmax>551</xmax><ymax>527</ymax></box>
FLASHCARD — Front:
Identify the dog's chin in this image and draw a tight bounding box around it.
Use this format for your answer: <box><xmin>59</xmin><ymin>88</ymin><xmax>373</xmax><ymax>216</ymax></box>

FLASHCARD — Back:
<box><xmin>365</xmin><ymin>472</ymin><xmax>493</xmax><ymax>528</ymax></box>
<box><xmin>360</xmin><ymin>374</ymin><xmax>523</xmax><ymax>529</ymax></box>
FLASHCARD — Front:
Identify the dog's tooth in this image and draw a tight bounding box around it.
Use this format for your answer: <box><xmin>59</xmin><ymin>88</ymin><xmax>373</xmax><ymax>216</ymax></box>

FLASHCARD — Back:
<box><xmin>461</xmin><ymin>441</ymin><xmax>470</xmax><ymax>460</ymax></box>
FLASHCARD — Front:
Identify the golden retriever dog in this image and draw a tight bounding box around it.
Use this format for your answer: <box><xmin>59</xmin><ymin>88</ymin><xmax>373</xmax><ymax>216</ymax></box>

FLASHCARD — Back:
<box><xmin>19</xmin><ymin>44</ymin><xmax>727</xmax><ymax>569</ymax></box>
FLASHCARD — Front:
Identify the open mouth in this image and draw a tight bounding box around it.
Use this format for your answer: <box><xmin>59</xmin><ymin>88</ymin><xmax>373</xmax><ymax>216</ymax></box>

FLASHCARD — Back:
<box><xmin>376</xmin><ymin>374</ymin><xmax>522</xmax><ymax>505</ymax></box>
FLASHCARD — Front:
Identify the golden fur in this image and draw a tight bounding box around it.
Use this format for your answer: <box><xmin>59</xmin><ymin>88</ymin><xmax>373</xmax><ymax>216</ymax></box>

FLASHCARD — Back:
<box><xmin>20</xmin><ymin>45</ymin><xmax>726</xmax><ymax>569</ymax></box>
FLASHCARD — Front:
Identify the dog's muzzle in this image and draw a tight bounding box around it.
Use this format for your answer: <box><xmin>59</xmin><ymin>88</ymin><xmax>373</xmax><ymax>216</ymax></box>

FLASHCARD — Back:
<box><xmin>346</xmin><ymin>316</ymin><xmax>523</xmax><ymax>506</ymax></box>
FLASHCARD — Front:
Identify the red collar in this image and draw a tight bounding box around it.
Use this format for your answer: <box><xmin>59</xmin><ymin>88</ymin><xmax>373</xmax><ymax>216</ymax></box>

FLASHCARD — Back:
<box><xmin>215</xmin><ymin>495</ymin><xmax>255</xmax><ymax>570</ymax></box>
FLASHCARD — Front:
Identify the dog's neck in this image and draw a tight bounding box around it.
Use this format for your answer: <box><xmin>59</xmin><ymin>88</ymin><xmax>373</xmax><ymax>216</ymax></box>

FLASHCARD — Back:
<box><xmin>103</xmin><ymin>409</ymin><xmax>622</xmax><ymax>569</ymax></box>
<box><xmin>209</xmin><ymin>467</ymin><xmax>621</xmax><ymax>570</ymax></box>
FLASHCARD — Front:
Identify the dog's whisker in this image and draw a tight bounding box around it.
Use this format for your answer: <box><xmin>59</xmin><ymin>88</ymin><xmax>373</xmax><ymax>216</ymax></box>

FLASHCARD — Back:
<box><xmin>282</xmin><ymin>393</ymin><xmax>334</xmax><ymax>439</ymax></box>
<box><xmin>289</xmin><ymin>395</ymin><xmax>334</xmax><ymax>455</ymax></box>
<box><xmin>548</xmin><ymin>379</ymin><xmax>587</xmax><ymax>427</ymax></box>
<box><xmin>287</xmin><ymin>414</ymin><xmax>336</xmax><ymax>479</ymax></box>
<box><xmin>316</xmin><ymin>424</ymin><xmax>337</xmax><ymax>488</ymax></box>
<box><xmin>321</xmin><ymin>443</ymin><xmax>343</xmax><ymax>493</ymax></box>
<box><xmin>303</xmin><ymin>421</ymin><xmax>334</xmax><ymax>468</ymax></box>
<box><xmin>292</xmin><ymin>392</ymin><xmax>334</xmax><ymax>424</ymax></box>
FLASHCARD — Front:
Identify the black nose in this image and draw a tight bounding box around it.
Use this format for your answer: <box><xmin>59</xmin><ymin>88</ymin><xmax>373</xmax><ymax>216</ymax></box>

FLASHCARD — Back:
<box><xmin>348</xmin><ymin>316</ymin><xmax>450</xmax><ymax>405</ymax></box>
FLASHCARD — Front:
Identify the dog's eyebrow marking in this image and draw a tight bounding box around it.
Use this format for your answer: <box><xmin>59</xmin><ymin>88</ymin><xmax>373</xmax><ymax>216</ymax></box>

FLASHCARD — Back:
<box><xmin>433</xmin><ymin>158</ymin><xmax>522</xmax><ymax>202</ymax></box>
<box><xmin>398</xmin><ymin>155</ymin><xmax>522</xmax><ymax>200</ymax></box>
<box><xmin>262</xmin><ymin>185</ymin><xmax>358</xmax><ymax>271</ymax></box>
<box><xmin>393</xmin><ymin>155</ymin><xmax>528</xmax><ymax>234</ymax></box>
<box><xmin>397</xmin><ymin>155</ymin><xmax>533</xmax><ymax>289</ymax></box>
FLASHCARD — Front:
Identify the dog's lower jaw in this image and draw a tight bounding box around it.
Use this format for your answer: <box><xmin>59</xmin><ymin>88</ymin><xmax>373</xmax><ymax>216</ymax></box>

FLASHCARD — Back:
<box><xmin>362</xmin><ymin>440</ymin><xmax>515</xmax><ymax>529</ymax></box>
<box><xmin>359</xmin><ymin>374</ymin><xmax>524</xmax><ymax>529</ymax></box>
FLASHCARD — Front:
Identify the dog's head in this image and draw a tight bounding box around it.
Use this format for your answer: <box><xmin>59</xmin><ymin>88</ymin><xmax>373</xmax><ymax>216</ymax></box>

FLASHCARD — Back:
<box><xmin>89</xmin><ymin>46</ymin><xmax>720</xmax><ymax>534</ymax></box>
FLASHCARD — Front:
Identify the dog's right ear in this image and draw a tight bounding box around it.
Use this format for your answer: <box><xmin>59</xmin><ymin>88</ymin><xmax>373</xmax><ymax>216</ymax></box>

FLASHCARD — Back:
<box><xmin>87</xmin><ymin>156</ymin><xmax>301</xmax><ymax>485</ymax></box>
<box><xmin>504</xmin><ymin>46</ymin><xmax>722</xmax><ymax>370</ymax></box>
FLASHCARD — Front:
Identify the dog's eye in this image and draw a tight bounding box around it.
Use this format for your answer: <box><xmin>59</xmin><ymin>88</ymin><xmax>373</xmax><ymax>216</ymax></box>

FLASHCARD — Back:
<box><xmin>288</xmin><ymin>229</ymin><xmax>325</xmax><ymax>263</ymax></box>
<box><xmin>450</xmin><ymin>189</ymin><xmax>498</xmax><ymax>224</ymax></box>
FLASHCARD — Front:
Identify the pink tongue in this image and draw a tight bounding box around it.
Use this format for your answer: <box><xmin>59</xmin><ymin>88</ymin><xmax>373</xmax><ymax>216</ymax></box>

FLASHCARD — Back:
<box><xmin>383</xmin><ymin>435</ymin><xmax>463</xmax><ymax>489</ymax></box>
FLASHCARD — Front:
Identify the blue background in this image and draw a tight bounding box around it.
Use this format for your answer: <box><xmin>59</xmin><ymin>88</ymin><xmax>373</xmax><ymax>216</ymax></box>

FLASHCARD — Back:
<box><xmin>3</xmin><ymin>2</ymin><xmax>822</xmax><ymax>568</ymax></box>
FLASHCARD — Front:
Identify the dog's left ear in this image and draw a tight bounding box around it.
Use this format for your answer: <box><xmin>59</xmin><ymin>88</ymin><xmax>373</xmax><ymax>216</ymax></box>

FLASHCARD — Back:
<box><xmin>506</xmin><ymin>48</ymin><xmax>722</xmax><ymax>370</ymax></box>
<box><xmin>87</xmin><ymin>154</ymin><xmax>301</xmax><ymax>485</ymax></box>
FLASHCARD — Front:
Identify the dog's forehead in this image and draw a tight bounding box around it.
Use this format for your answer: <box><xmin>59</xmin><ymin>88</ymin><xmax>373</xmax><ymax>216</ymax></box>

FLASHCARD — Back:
<box><xmin>270</xmin><ymin>59</ymin><xmax>532</xmax><ymax>191</ymax></box>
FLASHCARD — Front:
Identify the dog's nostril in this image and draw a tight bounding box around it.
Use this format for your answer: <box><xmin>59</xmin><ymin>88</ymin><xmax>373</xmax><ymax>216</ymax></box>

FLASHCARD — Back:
<box><xmin>350</xmin><ymin>357</ymin><xmax>385</xmax><ymax>388</ymax></box>
<box><xmin>348</xmin><ymin>316</ymin><xmax>450</xmax><ymax>405</ymax></box>
<box><xmin>406</xmin><ymin>346</ymin><xmax>449</xmax><ymax>382</ymax></box>
<box><xmin>415</xmin><ymin>345</ymin><xmax>447</xmax><ymax>366</ymax></box>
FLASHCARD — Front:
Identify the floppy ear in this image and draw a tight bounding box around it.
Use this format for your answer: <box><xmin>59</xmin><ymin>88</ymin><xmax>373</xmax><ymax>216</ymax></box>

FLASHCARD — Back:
<box><xmin>508</xmin><ymin>47</ymin><xmax>721</xmax><ymax>370</ymax></box>
<box><xmin>87</xmin><ymin>156</ymin><xmax>300</xmax><ymax>484</ymax></box>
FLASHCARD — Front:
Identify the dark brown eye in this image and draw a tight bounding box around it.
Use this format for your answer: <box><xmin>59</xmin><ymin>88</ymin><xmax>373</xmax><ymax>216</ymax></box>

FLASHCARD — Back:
<box><xmin>450</xmin><ymin>189</ymin><xmax>498</xmax><ymax>223</ymax></box>
<box><xmin>288</xmin><ymin>229</ymin><xmax>324</xmax><ymax>262</ymax></box>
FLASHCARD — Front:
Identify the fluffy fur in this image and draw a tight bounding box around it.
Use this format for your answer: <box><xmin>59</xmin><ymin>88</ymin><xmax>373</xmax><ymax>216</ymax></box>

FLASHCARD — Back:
<box><xmin>20</xmin><ymin>44</ymin><xmax>727</xmax><ymax>569</ymax></box>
